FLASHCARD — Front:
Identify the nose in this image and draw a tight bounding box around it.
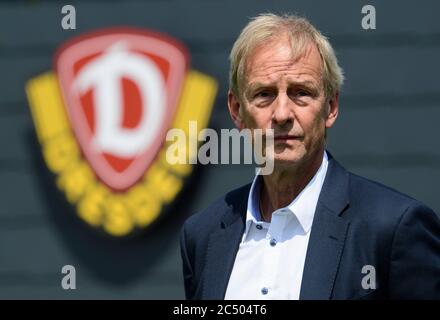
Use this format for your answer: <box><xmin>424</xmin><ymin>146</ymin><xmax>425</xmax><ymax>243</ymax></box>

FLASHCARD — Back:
<box><xmin>272</xmin><ymin>93</ymin><xmax>293</xmax><ymax>126</ymax></box>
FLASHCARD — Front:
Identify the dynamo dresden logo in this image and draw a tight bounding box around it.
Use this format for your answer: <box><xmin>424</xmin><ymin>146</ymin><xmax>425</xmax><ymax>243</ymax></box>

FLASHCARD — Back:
<box><xmin>25</xmin><ymin>28</ymin><xmax>217</xmax><ymax>237</ymax></box>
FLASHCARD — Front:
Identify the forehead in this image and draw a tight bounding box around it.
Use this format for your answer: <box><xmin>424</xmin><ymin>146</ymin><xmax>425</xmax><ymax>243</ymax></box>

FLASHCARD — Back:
<box><xmin>244</xmin><ymin>35</ymin><xmax>323</xmax><ymax>85</ymax></box>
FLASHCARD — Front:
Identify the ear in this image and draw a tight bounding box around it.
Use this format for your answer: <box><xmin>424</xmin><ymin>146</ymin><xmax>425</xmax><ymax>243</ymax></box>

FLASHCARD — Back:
<box><xmin>325</xmin><ymin>91</ymin><xmax>339</xmax><ymax>128</ymax></box>
<box><xmin>228</xmin><ymin>90</ymin><xmax>245</xmax><ymax>129</ymax></box>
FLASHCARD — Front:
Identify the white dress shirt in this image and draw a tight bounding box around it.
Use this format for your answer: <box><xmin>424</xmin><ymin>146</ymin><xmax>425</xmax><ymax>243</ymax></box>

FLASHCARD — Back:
<box><xmin>224</xmin><ymin>151</ymin><xmax>329</xmax><ymax>300</ymax></box>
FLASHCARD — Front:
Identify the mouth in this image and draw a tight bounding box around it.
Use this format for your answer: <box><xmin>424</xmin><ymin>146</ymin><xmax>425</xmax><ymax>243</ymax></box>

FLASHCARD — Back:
<box><xmin>274</xmin><ymin>135</ymin><xmax>301</xmax><ymax>141</ymax></box>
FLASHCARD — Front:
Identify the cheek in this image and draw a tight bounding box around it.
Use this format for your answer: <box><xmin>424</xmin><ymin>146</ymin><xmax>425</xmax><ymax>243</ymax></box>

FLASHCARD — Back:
<box><xmin>243</xmin><ymin>106</ymin><xmax>272</xmax><ymax>129</ymax></box>
<box><xmin>297</xmin><ymin>109</ymin><xmax>326</xmax><ymax>137</ymax></box>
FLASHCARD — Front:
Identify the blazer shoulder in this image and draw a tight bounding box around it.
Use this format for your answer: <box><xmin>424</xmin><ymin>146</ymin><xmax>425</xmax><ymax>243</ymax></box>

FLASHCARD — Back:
<box><xmin>350</xmin><ymin>172</ymin><xmax>415</xmax><ymax>201</ymax></box>
<box><xmin>347</xmin><ymin>171</ymin><xmax>436</xmax><ymax>221</ymax></box>
<box><xmin>182</xmin><ymin>183</ymin><xmax>251</xmax><ymax>237</ymax></box>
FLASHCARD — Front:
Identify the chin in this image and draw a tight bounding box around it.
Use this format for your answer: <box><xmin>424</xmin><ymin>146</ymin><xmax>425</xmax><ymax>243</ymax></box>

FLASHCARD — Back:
<box><xmin>273</xmin><ymin>150</ymin><xmax>306</xmax><ymax>168</ymax></box>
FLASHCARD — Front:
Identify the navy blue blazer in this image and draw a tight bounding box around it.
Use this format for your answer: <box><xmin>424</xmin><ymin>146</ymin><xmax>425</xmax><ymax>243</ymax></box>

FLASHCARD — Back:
<box><xmin>180</xmin><ymin>154</ymin><xmax>440</xmax><ymax>299</ymax></box>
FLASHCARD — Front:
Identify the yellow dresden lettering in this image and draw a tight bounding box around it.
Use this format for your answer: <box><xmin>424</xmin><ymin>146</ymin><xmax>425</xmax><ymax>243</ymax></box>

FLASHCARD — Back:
<box><xmin>103</xmin><ymin>196</ymin><xmax>133</xmax><ymax>236</ymax></box>
<box><xmin>147</xmin><ymin>164</ymin><xmax>183</xmax><ymax>203</ymax></box>
<box><xmin>25</xmin><ymin>72</ymin><xmax>71</xmax><ymax>144</ymax></box>
<box><xmin>77</xmin><ymin>184</ymin><xmax>108</xmax><ymax>227</ymax></box>
<box><xmin>43</xmin><ymin>132</ymin><xmax>79</xmax><ymax>174</ymax></box>
<box><xmin>126</xmin><ymin>184</ymin><xmax>162</xmax><ymax>227</ymax></box>
<box><xmin>57</xmin><ymin>161</ymin><xmax>94</xmax><ymax>204</ymax></box>
<box><xmin>158</xmin><ymin>149</ymin><xmax>192</xmax><ymax>177</ymax></box>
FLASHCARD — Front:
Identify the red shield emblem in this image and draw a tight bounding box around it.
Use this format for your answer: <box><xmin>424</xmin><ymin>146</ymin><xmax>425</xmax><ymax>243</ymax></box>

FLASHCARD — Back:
<box><xmin>55</xmin><ymin>28</ymin><xmax>188</xmax><ymax>191</ymax></box>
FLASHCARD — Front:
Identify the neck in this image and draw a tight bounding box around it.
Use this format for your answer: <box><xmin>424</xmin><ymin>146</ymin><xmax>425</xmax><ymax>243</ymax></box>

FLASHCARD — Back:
<box><xmin>259</xmin><ymin>148</ymin><xmax>325</xmax><ymax>222</ymax></box>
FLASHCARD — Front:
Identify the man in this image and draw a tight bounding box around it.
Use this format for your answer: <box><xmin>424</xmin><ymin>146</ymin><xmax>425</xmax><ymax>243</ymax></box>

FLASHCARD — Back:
<box><xmin>180</xmin><ymin>13</ymin><xmax>440</xmax><ymax>299</ymax></box>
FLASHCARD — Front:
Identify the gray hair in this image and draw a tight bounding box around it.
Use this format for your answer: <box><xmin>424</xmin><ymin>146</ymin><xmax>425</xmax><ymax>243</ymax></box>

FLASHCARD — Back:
<box><xmin>229</xmin><ymin>13</ymin><xmax>344</xmax><ymax>99</ymax></box>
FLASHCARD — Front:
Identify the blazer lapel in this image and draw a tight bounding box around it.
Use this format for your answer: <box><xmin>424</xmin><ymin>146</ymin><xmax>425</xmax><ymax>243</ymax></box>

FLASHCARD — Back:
<box><xmin>300</xmin><ymin>155</ymin><xmax>351</xmax><ymax>300</ymax></box>
<box><xmin>202</xmin><ymin>185</ymin><xmax>249</xmax><ymax>299</ymax></box>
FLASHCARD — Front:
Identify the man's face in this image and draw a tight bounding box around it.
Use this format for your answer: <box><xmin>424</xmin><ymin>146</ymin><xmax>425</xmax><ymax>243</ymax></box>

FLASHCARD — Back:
<box><xmin>229</xmin><ymin>34</ymin><xmax>338</xmax><ymax>169</ymax></box>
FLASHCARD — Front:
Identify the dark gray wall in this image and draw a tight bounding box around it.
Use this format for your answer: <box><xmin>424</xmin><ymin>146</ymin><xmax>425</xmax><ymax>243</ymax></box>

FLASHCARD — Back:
<box><xmin>0</xmin><ymin>0</ymin><xmax>439</xmax><ymax>299</ymax></box>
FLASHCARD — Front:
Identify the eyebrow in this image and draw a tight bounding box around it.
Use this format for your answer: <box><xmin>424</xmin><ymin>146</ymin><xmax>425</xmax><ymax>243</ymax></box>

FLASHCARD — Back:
<box><xmin>245</xmin><ymin>80</ymin><xmax>320</xmax><ymax>95</ymax></box>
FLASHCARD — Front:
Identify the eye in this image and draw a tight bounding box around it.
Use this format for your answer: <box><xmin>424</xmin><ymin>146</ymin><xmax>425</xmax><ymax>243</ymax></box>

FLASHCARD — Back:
<box><xmin>296</xmin><ymin>90</ymin><xmax>310</xmax><ymax>97</ymax></box>
<box><xmin>255</xmin><ymin>91</ymin><xmax>272</xmax><ymax>98</ymax></box>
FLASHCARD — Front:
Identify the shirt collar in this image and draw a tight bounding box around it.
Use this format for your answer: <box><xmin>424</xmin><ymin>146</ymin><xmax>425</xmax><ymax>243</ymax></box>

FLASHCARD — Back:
<box><xmin>244</xmin><ymin>150</ymin><xmax>329</xmax><ymax>236</ymax></box>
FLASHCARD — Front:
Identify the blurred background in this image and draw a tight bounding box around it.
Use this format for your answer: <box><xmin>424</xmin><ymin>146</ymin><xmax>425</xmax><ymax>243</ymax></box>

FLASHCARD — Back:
<box><xmin>0</xmin><ymin>0</ymin><xmax>439</xmax><ymax>299</ymax></box>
